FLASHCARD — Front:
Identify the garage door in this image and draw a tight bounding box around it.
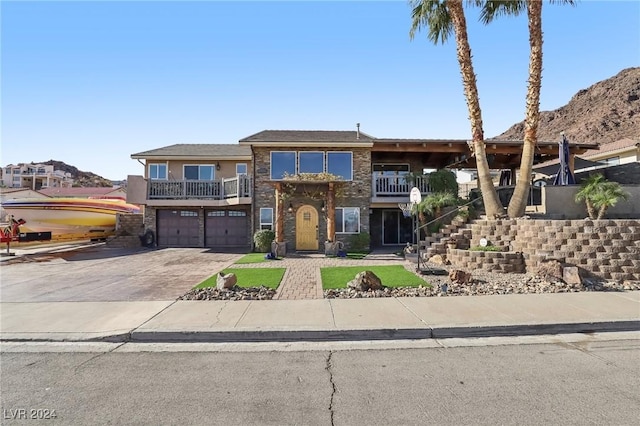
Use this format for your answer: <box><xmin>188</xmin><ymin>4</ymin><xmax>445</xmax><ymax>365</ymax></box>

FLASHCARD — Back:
<box><xmin>205</xmin><ymin>210</ymin><xmax>249</xmax><ymax>248</ymax></box>
<box><xmin>157</xmin><ymin>210</ymin><xmax>200</xmax><ymax>247</ymax></box>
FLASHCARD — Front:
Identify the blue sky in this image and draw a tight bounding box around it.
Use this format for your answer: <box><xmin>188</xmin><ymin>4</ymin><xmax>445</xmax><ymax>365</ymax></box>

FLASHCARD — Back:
<box><xmin>2</xmin><ymin>1</ymin><xmax>638</xmax><ymax>181</ymax></box>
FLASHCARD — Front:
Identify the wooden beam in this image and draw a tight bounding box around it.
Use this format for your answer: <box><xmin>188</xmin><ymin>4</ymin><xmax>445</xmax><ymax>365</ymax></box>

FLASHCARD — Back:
<box><xmin>275</xmin><ymin>182</ymin><xmax>284</xmax><ymax>243</ymax></box>
<box><xmin>327</xmin><ymin>183</ymin><xmax>335</xmax><ymax>242</ymax></box>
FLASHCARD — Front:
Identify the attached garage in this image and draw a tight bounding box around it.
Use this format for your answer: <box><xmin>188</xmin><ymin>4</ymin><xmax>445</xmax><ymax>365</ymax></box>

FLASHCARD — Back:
<box><xmin>205</xmin><ymin>209</ymin><xmax>249</xmax><ymax>248</ymax></box>
<box><xmin>156</xmin><ymin>209</ymin><xmax>200</xmax><ymax>247</ymax></box>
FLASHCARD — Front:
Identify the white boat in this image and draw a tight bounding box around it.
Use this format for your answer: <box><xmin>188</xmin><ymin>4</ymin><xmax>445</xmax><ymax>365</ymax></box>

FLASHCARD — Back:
<box><xmin>1</xmin><ymin>198</ymin><xmax>140</xmax><ymax>237</ymax></box>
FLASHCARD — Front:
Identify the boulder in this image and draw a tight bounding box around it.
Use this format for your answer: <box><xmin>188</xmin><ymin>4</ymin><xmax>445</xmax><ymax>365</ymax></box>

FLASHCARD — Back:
<box><xmin>216</xmin><ymin>272</ymin><xmax>237</xmax><ymax>290</ymax></box>
<box><xmin>429</xmin><ymin>254</ymin><xmax>450</xmax><ymax>265</ymax></box>
<box><xmin>535</xmin><ymin>259</ymin><xmax>563</xmax><ymax>282</ymax></box>
<box><xmin>347</xmin><ymin>270</ymin><xmax>383</xmax><ymax>292</ymax></box>
<box><xmin>448</xmin><ymin>269</ymin><xmax>471</xmax><ymax>285</ymax></box>
<box><xmin>562</xmin><ymin>266</ymin><xmax>582</xmax><ymax>286</ymax></box>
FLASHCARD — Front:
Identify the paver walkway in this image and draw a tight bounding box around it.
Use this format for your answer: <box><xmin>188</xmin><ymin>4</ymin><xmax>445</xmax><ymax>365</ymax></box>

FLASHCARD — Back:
<box><xmin>231</xmin><ymin>251</ymin><xmax>417</xmax><ymax>300</ymax></box>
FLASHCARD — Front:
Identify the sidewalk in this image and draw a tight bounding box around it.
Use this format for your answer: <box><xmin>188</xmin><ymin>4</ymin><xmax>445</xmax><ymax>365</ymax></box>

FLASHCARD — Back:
<box><xmin>2</xmin><ymin>291</ymin><xmax>638</xmax><ymax>343</ymax></box>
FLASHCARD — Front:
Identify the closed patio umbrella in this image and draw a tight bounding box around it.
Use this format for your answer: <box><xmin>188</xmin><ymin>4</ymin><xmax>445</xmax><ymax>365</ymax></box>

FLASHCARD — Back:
<box><xmin>552</xmin><ymin>135</ymin><xmax>576</xmax><ymax>185</ymax></box>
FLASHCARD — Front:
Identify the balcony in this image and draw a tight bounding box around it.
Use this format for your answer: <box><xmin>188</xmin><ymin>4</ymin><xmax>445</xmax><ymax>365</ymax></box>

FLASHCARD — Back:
<box><xmin>371</xmin><ymin>175</ymin><xmax>432</xmax><ymax>203</ymax></box>
<box><xmin>147</xmin><ymin>175</ymin><xmax>252</xmax><ymax>201</ymax></box>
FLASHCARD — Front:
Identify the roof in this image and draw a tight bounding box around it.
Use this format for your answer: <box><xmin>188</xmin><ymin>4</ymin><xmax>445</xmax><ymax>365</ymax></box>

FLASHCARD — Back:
<box><xmin>39</xmin><ymin>187</ymin><xmax>124</xmax><ymax>198</ymax></box>
<box><xmin>532</xmin><ymin>156</ymin><xmax>603</xmax><ymax>176</ymax></box>
<box><xmin>582</xmin><ymin>138</ymin><xmax>639</xmax><ymax>158</ymax></box>
<box><xmin>239</xmin><ymin>130</ymin><xmax>376</xmax><ymax>143</ymax></box>
<box><xmin>131</xmin><ymin>144</ymin><xmax>252</xmax><ymax>159</ymax></box>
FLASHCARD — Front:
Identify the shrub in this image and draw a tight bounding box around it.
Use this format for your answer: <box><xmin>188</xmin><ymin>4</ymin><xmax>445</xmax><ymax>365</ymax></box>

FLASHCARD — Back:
<box><xmin>348</xmin><ymin>232</ymin><xmax>370</xmax><ymax>252</ymax></box>
<box><xmin>253</xmin><ymin>229</ymin><xmax>275</xmax><ymax>253</ymax></box>
<box><xmin>469</xmin><ymin>245</ymin><xmax>502</xmax><ymax>252</ymax></box>
<box><xmin>428</xmin><ymin>169</ymin><xmax>458</xmax><ymax>195</ymax></box>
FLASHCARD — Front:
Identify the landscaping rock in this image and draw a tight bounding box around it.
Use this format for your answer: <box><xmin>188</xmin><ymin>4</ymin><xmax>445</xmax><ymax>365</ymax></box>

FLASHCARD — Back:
<box><xmin>535</xmin><ymin>259</ymin><xmax>564</xmax><ymax>282</ymax></box>
<box><xmin>181</xmin><ymin>285</ymin><xmax>276</xmax><ymax>301</ymax></box>
<box><xmin>449</xmin><ymin>269</ymin><xmax>472</xmax><ymax>285</ymax></box>
<box><xmin>563</xmin><ymin>266</ymin><xmax>582</xmax><ymax>286</ymax></box>
<box><xmin>216</xmin><ymin>272</ymin><xmax>237</xmax><ymax>290</ymax></box>
<box><xmin>347</xmin><ymin>270</ymin><xmax>383</xmax><ymax>291</ymax></box>
<box><xmin>430</xmin><ymin>254</ymin><xmax>450</xmax><ymax>266</ymax></box>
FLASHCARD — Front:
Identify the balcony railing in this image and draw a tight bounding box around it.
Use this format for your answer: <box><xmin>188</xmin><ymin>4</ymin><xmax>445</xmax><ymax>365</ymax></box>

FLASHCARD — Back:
<box><xmin>148</xmin><ymin>175</ymin><xmax>252</xmax><ymax>200</ymax></box>
<box><xmin>372</xmin><ymin>175</ymin><xmax>432</xmax><ymax>198</ymax></box>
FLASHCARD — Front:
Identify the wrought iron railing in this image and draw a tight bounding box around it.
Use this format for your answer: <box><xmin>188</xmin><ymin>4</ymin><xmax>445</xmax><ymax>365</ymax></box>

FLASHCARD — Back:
<box><xmin>148</xmin><ymin>175</ymin><xmax>252</xmax><ymax>199</ymax></box>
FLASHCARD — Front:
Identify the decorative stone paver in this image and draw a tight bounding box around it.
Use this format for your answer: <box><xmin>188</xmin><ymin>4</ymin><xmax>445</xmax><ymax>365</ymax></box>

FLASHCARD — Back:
<box><xmin>230</xmin><ymin>252</ymin><xmax>417</xmax><ymax>300</ymax></box>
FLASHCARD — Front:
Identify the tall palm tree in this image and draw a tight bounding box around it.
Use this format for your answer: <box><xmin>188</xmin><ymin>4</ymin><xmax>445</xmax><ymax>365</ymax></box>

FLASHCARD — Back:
<box><xmin>481</xmin><ymin>1</ymin><xmax>575</xmax><ymax>217</ymax></box>
<box><xmin>410</xmin><ymin>0</ymin><xmax>504</xmax><ymax>218</ymax></box>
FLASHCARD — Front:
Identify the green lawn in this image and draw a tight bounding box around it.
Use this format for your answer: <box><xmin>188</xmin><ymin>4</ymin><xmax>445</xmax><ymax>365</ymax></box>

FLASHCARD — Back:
<box><xmin>195</xmin><ymin>267</ymin><xmax>286</xmax><ymax>290</ymax></box>
<box><xmin>326</xmin><ymin>252</ymin><xmax>369</xmax><ymax>260</ymax></box>
<box><xmin>320</xmin><ymin>265</ymin><xmax>429</xmax><ymax>290</ymax></box>
<box><xmin>234</xmin><ymin>253</ymin><xmax>281</xmax><ymax>264</ymax></box>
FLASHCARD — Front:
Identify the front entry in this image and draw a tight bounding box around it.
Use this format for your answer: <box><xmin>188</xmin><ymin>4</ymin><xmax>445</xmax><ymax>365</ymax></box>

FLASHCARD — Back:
<box><xmin>295</xmin><ymin>205</ymin><xmax>319</xmax><ymax>251</ymax></box>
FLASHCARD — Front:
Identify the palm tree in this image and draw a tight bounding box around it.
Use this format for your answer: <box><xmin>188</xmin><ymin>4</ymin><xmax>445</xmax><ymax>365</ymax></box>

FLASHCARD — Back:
<box><xmin>480</xmin><ymin>1</ymin><xmax>575</xmax><ymax>217</ymax></box>
<box><xmin>410</xmin><ymin>0</ymin><xmax>504</xmax><ymax>218</ymax></box>
<box><xmin>575</xmin><ymin>174</ymin><xmax>629</xmax><ymax>219</ymax></box>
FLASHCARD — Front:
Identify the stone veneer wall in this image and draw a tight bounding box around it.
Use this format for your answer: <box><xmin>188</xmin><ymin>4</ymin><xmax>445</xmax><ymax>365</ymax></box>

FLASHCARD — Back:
<box><xmin>467</xmin><ymin>219</ymin><xmax>640</xmax><ymax>281</ymax></box>
<box><xmin>252</xmin><ymin>146</ymin><xmax>372</xmax><ymax>251</ymax></box>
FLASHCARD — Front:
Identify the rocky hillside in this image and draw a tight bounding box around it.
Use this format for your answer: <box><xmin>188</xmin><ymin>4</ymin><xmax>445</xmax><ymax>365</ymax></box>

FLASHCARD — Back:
<box><xmin>493</xmin><ymin>67</ymin><xmax>640</xmax><ymax>144</ymax></box>
<box><xmin>38</xmin><ymin>160</ymin><xmax>112</xmax><ymax>187</ymax></box>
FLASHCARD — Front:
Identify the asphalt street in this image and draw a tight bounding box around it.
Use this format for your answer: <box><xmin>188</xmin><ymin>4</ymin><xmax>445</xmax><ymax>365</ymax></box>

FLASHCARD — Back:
<box><xmin>2</xmin><ymin>335</ymin><xmax>639</xmax><ymax>425</ymax></box>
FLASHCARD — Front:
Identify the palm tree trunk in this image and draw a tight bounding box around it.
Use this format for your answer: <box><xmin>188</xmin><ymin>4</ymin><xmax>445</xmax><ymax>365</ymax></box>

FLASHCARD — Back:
<box><xmin>586</xmin><ymin>199</ymin><xmax>596</xmax><ymax>219</ymax></box>
<box><xmin>507</xmin><ymin>0</ymin><xmax>543</xmax><ymax>218</ymax></box>
<box><xmin>447</xmin><ymin>0</ymin><xmax>503</xmax><ymax>218</ymax></box>
<box><xmin>597</xmin><ymin>206</ymin><xmax>607</xmax><ymax>220</ymax></box>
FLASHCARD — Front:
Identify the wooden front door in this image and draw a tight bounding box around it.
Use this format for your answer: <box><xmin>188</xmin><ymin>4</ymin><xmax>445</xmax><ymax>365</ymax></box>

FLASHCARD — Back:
<box><xmin>295</xmin><ymin>205</ymin><xmax>319</xmax><ymax>251</ymax></box>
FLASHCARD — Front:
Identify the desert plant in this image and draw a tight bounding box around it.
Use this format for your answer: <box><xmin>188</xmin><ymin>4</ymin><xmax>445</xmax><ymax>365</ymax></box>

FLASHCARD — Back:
<box><xmin>253</xmin><ymin>229</ymin><xmax>275</xmax><ymax>253</ymax></box>
<box><xmin>575</xmin><ymin>174</ymin><xmax>629</xmax><ymax>219</ymax></box>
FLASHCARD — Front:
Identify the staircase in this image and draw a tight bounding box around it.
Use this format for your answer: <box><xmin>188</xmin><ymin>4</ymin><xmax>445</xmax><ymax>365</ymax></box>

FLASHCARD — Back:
<box><xmin>421</xmin><ymin>215</ymin><xmax>473</xmax><ymax>260</ymax></box>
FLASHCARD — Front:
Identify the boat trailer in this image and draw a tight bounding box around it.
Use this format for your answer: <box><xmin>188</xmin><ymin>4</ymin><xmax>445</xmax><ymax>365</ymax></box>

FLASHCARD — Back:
<box><xmin>1</xmin><ymin>216</ymin><xmax>52</xmax><ymax>256</ymax></box>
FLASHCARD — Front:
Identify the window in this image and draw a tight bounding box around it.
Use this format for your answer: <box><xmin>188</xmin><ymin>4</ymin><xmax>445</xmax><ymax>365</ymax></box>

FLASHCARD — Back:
<box><xmin>298</xmin><ymin>152</ymin><xmax>324</xmax><ymax>174</ymax></box>
<box><xmin>236</xmin><ymin>163</ymin><xmax>248</xmax><ymax>175</ymax></box>
<box><xmin>260</xmin><ymin>208</ymin><xmax>273</xmax><ymax>230</ymax></box>
<box><xmin>335</xmin><ymin>207</ymin><xmax>360</xmax><ymax>233</ymax></box>
<box><xmin>599</xmin><ymin>157</ymin><xmax>620</xmax><ymax>166</ymax></box>
<box><xmin>270</xmin><ymin>152</ymin><xmax>296</xmax><ymax>180</ymax></box>
<box><xmin>149</xmin><ymin>164</ymin><xmax>167</xmax><ymax>180</ymax></box>
<box><xmin>180</xmin><ymin>210</ymin><xmax>198</xmax><ymax>217</ymax></box>
<box><xmin>184</xmin><ymin>165</ymin><xmax>215</xmax><ymax>180</ymax></box>
<box><xmin>229</xmin><ymin>211</ymin><xmax>247</xmax><ymax>217</ymax></box>
<box><xmin>327</xmin><ymin>152</ymin><xmax>353</xmax><ymax>180</ymax></box>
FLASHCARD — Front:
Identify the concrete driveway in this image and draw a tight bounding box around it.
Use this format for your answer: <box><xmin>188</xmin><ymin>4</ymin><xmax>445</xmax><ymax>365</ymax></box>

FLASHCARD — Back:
<box><xmin>0</xmin><ymin>245</ymin><xmax>243</xmax><ymax>302</ymax></box>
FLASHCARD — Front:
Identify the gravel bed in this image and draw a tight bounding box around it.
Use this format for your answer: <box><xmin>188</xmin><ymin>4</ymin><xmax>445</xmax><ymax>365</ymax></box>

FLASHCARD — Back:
<box><xmin>180</xmin><ymin>285</ymin><xmax>276</xmax><ymax>301</ymax></box>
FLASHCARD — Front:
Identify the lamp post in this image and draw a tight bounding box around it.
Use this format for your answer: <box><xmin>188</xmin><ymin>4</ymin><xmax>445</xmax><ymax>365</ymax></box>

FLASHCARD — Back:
<box><xmin>409</xmin><ymin>187</ymin><xmax>422</xmax><ymax>272</ymax></box>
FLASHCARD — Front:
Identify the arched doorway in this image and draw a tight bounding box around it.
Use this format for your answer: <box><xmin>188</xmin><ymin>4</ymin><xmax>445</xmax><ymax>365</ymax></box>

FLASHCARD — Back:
<box><xmin>295</xmin><ymin>204</ymin><xmax>319</xmax><ymax>250</ymax></box>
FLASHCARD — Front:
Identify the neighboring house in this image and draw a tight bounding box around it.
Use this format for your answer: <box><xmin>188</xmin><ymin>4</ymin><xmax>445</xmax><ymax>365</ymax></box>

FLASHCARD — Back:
<box><xmin>581</xmin><ymin>138</ymin><xmax>639</xmax><ymax>166</ymax></box>
<box><xmin>129</xmin><ymin>129</ymin><xmax>597</xmax><ymax>251</ymax></box>
<box><xmin>39</xmin><ymin>186</ymin><xmax>127</xmax><ymax>200</ymax></box>
<box><xmin>1</xmin><ymin>163</ymin><xmax>73</xmax><ymax>189</ymax></box>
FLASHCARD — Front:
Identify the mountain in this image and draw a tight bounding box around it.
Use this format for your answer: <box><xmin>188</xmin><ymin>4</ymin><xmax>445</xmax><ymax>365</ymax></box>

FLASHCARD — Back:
<box><xmin>38</xmin><ymin>160</ymin><xmax>112</xmax><ymax>187</ymax></box>
<box><xmin>493</xmin><ymin>67</ymin><xmax>640</xmax><ymax>144</ymax></box>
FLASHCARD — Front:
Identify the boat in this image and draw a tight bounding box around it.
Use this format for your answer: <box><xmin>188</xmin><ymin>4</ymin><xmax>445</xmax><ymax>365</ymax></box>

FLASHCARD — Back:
<box><xmin>1</xmin><ymin>198</ymin><xmax>141</xmax><ymax>238</ymax></box>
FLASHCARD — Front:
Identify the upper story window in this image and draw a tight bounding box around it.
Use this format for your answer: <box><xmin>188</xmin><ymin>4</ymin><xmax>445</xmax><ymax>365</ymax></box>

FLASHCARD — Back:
<box><xmin>236</xmin><ymin>163</ymin><xmax>248</xmax><ymax>175</ymax></box>
<box><xmin>184</xmin><ymin>165</ymin><xmax>215</xmax><ymax>181</ymax></box>
<box><xmin>298</xmin><ymin>152</ymin><xmax>324</xmax><ymax>174</ymax></box>
<box><xmin>270</xmin><ymin>151</ymin><xmax>353</xmax><ymax>180</ymax></box>
<box><xmin>327</xmin><ymin>152</ymin><xmax>353</xmax><ymax>180</ymax></box>
<box><xmin>270</xmin><ymin>152</ymin><xmax>296</xmax><ymax>180</ymax></box>
<box><xmin>149</xmin><ymin>163</ymin><xmax>167</xmax><ymax>180</ymax></box>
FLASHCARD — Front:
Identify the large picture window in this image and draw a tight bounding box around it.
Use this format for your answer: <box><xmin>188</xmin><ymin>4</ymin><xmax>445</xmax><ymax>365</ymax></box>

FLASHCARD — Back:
<box><xmin>335</xmin><ymin>207</ymin><xmax>360</xmax><ymax>234</ymax></box>
<box><xmin>260</xmin><ymin>208</ymin><xmax>273</xmax><ymax>230</ymax></box>
<box><xmin>149</xmin><ymin>163</ymin><xmax>167</xmax><ymax>180</ymax></box>
<box><xmin>327</xmin><ymin>152</ymin><xmax>353</xmax><ymax>180</ymax></box>
<box><xmin>184</xmin><ymin>165</ymin><xmax>215</xmax><ymax>181</ymax></box>
<box><xmin>298</xmin><ymin>152</ymin><xmax>324</xmax><ymax>174</ymax></box>
<box><xmin>270</xmin><ymin>152</ymin><xmax>296</xmax><ymax>180</ymax></box>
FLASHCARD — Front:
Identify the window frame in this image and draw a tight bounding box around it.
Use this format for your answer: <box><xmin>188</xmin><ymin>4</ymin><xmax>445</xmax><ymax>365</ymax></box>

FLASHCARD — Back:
<box><xmin>327</xmin><ymin>151</ymin><xmax>353</xmax><ymax>181</ymax></box>
<box><xmin>260</xmin><ymin>207</ymin><xmax>274</xmax><ymax>230</ymax></box>
<box><xmin>270</xmin><ymin>151</ymin><xmax>297</xmax><ymax>180</ymax></box>
<box><xmin>298</xmin><ymin>151</ymin><xmax>325</xmax><ymax>174</ymax></box>
<box><xmin>236</xmin><ymin>163</ymin><xmax>248</xmax><ymax>175</ymax></box>
<box><xmin>148</xmin><ymin>163</ymin><xmax>168</xmax><ymax>180</ymax></box>
<box><xmin>335</xmin><ymin>206</ymin><xmax>360</xmax><ymax>234</ymax></box>
<box><xmin>183</xmin><ymin>164</ymin><xmax>216</xmax><ymax>181</ymax></box>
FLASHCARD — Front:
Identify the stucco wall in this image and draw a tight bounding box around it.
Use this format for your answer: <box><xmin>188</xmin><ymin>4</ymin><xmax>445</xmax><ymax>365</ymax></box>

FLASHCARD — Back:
<box><xmin>543</xmin><ymin>184</ymin><xmax>640</xmax><ymax>219</ymax></box>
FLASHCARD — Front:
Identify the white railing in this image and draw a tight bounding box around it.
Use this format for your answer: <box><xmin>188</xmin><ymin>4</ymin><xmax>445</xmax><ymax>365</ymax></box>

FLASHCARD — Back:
<box><xmin>148</xmin><ymin>175</ymin><xmax>252</xmax><ymax>199</ymax></box>
<box><xmin>372</xmin><ymin>175</ymin><xmax>432</xmax><ymax>198</ymax></box>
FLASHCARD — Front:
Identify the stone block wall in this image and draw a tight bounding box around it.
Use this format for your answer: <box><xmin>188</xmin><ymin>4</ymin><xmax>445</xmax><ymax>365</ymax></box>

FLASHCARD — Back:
<box><xmin>448</xmin><ymin>249</ymin><xmax>525</xmax><ymax>273</ymax></box>
<box><xmin>108</xmin><ymin>213</ymin><xmax>145</xmax><ymax>248</ymax></box>
<box><xmin>468</xmin><ymin>219</ymin><xmax>640</xmax><ymax>281</ymax></box>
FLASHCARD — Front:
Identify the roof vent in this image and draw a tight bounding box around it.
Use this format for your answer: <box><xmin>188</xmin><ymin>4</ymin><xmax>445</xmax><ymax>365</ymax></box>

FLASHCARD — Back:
<box><xmin>356</xmin><ymin>123</ymin><xmax>360</xmax><ymax>140</ymax></box>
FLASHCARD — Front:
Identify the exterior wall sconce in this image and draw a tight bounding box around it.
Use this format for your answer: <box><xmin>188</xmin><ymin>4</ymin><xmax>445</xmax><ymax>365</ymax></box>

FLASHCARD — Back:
<box><xmin>321</xmin><ymin>201</ymin><xmax>325</xmax><ymax>212</ymax></box>
<box><xmin>216</xmin><ymin>162</ymin><xmax>221</xmax><ymax>171</ymax></box>
<box><xmin>287</xmin><ymin>203</ymin><xmax>294</xmax><ymax>213</ymax></box>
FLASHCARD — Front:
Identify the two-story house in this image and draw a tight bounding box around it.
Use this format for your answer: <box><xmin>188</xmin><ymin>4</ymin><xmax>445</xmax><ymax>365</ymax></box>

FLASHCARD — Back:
<box><xmin>128</xmin><ymin>128</ymin><xmax>597</xmax><ymax>251</ymax></box>
<box><xmin>2</xmin><ymin>163</ymin><xmax>73</xmax><ymax>189</ymax></box>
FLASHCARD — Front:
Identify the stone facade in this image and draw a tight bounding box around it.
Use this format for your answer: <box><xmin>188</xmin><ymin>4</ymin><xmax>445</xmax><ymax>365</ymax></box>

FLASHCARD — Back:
<box><xmin>252</xmin><ymin>146</ymin><xmax>371</xmax><ymax>252</ymax></box>
<box><xmin>466</xmin><ymin>219</ymin><xmax>640</xmax><ymax>281</ymax></box>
